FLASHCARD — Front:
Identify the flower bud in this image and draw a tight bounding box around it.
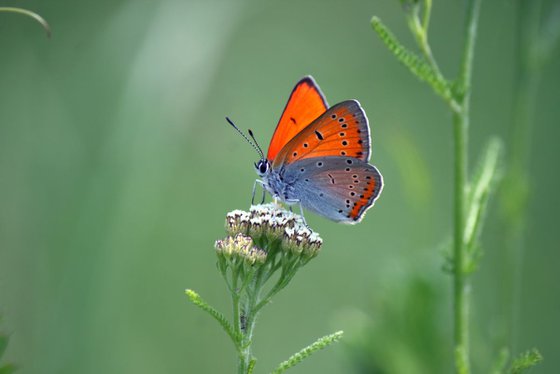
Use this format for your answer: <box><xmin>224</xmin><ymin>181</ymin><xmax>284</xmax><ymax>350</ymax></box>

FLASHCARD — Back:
<box><xmin>214</xmin><ymin>233</ymin><xmax>267</xmax><ymax>267</ymax></box>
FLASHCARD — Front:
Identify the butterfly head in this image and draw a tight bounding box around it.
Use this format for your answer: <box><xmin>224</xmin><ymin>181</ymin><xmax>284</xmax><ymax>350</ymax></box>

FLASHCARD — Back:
<box><xmin>226</xmin><ymin>117</ymin><xmax>269</xmax><ymax>176</ymax></box>
<box><xmin>254</xmin><ymin>159</ymin><xmax>270</xmax><ymax>178</ymax></box>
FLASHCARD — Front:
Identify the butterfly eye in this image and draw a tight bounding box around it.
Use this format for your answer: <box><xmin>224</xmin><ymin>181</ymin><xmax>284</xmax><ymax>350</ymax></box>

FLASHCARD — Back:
<box><xmin>257</xmin><ymin>160</ymin><xmax>269</xmax><ymax>175</ymax></box>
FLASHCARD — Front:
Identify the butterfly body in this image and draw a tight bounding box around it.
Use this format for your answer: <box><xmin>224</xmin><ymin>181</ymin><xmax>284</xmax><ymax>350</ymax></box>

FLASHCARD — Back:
<box><xmin>259</xmin><ymin>156</ymin><xmax>382</xmax><ymax>223</ymax></box>
<box><xmin>239</xmin><ymin>76</ymin><xmax>383</xmax><ymax>224</ymax></box>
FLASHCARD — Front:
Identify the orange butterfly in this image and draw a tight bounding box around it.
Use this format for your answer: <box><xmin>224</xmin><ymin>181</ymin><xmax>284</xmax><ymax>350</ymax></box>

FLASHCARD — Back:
<box><xmin>229</xmin><ymin>76</ymin><xmax>383</xmax><ymax>224</ymax></box>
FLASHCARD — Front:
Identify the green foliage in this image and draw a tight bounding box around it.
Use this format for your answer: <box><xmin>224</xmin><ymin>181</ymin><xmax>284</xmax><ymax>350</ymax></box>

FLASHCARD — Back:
<box><xmin>509</xmin><ymin>349</ymin><xmax>542</xmax><ymax>374</ymax></box>
<box><xmin>369</xmin><ymin>1</ymin><xmax>538</xmax><ymax>373</ymax></box>
<box><xmin>463</xmin><ymin>138</ymin><xmax>503</xmax><ymax>273</ymax></box>
<box><xmin>185</xmin><ymin>289</ymin><xmax>239</xmax><ymax>344</ymax></box>
<box><xmin>271</xmin><ymin>331</ymin><xmax>343</xmax><ymax>374</ymax></box>
<box><xmin>370</xmin><ymin>16</ymin><xmax>453</xmax><ymax>107</ymax></box>
<box><xmin>247</xmin><ymin>359</ymin><xmax>256</xmax><ymax>374</ymax></box>
<box><xmin>370</xmin><ymin>0</ymin><xmax>547</xmax><ymax>372</ymax></box>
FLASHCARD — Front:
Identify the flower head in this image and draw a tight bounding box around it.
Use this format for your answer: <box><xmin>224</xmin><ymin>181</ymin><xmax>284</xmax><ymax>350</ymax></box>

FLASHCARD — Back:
<box><xmin>225</xmin><ymin>203</ymin><xmax>323</xmax><ymax>258</ymax></box>
<box><xmin>215</xmin><ymin>233</ymin><xmax>267</xmax><ymax>266</ymax></box>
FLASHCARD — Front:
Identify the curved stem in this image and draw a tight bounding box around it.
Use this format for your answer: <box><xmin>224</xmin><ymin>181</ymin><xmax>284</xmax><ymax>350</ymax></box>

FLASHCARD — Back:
<box><xmin>0</xmin><ymin>7</ymin><xmax>51</xmax><ymax>37</ymax></box>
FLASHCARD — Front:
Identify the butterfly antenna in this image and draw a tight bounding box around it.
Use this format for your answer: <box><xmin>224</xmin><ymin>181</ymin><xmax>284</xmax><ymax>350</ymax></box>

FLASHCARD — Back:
<box><xmin>226</xmin><ymin>117</ymin><xmax>264</xmax><ymax>159</ymax></box>
<box><xmin>247</xmin><ymin>129</ymin><xmax>265</xmax><ymax>160</ymax></box>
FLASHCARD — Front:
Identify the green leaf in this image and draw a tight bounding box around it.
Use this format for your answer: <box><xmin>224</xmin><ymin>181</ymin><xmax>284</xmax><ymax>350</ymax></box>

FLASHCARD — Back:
<box><xmin>247</xmin><ymin>358</ymin><xmax>256</xmax><ymax>374</ymax></box>
<box><xmin>509</xmin><ymin>348</ymin><xmax>542</xmax><ymax>374</ymax></box>
<box><xmin>185</xmin><ymin>289</ymin><xmax>240</xmax><ymax>345</ymax></box>
<box><xmin>370</xmin><ymin>16</ymin><xmax>453</xmax><ymax>106</ymax></box>
<box><xmin>463</xmin><ymin>137</ymin><xmax>502</xmax><ymax>271</ymax></box>
<box><xmin>0</xmin><ymin>7</ymin><xmax>50</xmax><ymax>37</ymax></box>
<box><xmin>271</xmin><ymin>331</ymin><xmax>343</xmax><ymax>373</ymax></box>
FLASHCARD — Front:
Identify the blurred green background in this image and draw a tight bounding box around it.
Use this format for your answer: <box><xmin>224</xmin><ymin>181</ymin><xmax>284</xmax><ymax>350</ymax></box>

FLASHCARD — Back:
<box><xmin>0</xmin><ymin>0</ymin><xmax>558</xmax><ymax>373</ymax></box>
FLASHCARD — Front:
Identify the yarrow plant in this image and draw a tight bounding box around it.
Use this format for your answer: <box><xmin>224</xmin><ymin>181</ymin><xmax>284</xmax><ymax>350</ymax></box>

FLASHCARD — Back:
<box><xmin>187</xmin><ymin>203</ymin><xmax>342</xmax><ymax>373</ymax></box>
<box><xmin>371</xmin><ymin>0</ymin><xmax>542</xmax><ymax>373</ymax></box>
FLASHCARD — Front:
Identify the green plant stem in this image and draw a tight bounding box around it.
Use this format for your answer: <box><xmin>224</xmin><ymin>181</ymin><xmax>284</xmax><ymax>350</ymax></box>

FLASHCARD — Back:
<box><xmin>451</xmin><ymin>1</ymin><xmax>481</xmax><ymax>373</ymax></box>
<box><xmin>456</xmin><ymin>0</ymin><xmax>481</xmax><ymax>99</ymax></box>
<box><xmin>237</xmin><ymin>268</ymin><xmax>265</xmax><ymax>373</ymax></box>
<box><xmin>414</xmin><ymin>0</ymin><xmax>442</xmax><ymax>81</ymax></box>
<box><xmin>452</xmin><ymin>109</ymin><xmax>470</xmax><ymax>374</ymax></box>
<box><xmin>422</xmin><ymin>0</ymin><xmax>432</xmax><ymax>33</ymax></box>
<box><xmin>0</xmin><ymin>7</ymin><xmax>51</xmax><ymax>37</ymax></box>
<box><xmin>232</xmin><ymin>269</ymin><xmax>242</xmax><ymax>344</ymax></box>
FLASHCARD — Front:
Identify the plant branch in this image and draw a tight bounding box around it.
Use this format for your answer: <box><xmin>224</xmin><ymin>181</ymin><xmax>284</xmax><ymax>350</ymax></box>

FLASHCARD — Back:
<box><xmin>271</xmin><ymin>331</ymin><xmax>343</xmax><ymax>373</ymax></box>
<box><xmin>452</xmin><ymin>1</ymin><xmax>482</xmax><ymax>373</ymax></box>
<box><xmin>185</xmin><ymin>289</ymin><xmax>239</xmax><ymax>345</ymax></box>
<box><xmin>456</xmin><ymin>0</ymin><xmax>482</xmax><ymax>102</ymax></box>
<box><xmin>371</xmin><ymin>16</ymin><xmax>460</xmax><ymax>112</ymax></box>
<box><xmin>0</xmin><ymin>7</ymin><xmax>51</xmax><ymax>37</ymax></box>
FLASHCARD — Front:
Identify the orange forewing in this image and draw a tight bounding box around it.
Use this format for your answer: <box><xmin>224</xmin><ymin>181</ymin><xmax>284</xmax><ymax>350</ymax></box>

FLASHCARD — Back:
<box><xmin>267</xmin><ymin>76</ymin><xmax>328</xmax><ymax>161</ymax></box>
<box><xmin>272</xmin><ymin>100</ymin><xmax>371</xmax><ymax>168</ymax></box>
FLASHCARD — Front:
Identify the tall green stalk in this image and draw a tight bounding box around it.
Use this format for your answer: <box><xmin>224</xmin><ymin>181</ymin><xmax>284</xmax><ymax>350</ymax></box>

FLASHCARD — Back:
<box><xmin>452</xmin><ymin>108</ymin><xmax>470</xmax><ymax>374</ymax></box>
<box><xmin>373</xmin><ymin>0</ymin><xmax>481</xmax><ymax>371</ymax></box>
<box><xmin>452</xmin><ymin>1</ymin><xmax>481</xmax><ymax>372</ymax></box>
<box><xmin>371</xmin><ymin>0</ymin><xmax>541</xmax><ymax>372</ymax></box>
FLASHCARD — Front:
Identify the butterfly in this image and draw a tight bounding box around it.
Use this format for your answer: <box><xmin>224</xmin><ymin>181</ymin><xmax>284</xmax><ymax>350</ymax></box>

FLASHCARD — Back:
<box><xmin>228</xmin><ymin>76</ymin><xmax>383</xmax><ymax>224</ymax></box>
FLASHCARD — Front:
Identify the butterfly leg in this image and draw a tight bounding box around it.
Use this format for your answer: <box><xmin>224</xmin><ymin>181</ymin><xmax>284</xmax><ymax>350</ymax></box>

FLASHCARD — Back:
<box><xmin>297</xmin><ymin>202</ymin><xmax>310</xmax><ymax>229</ymax></box>
<box><xmin>252</xmin><ymin>179</ymin><xmax>267</xmax><ymax>206</ymax></box>
<box><xmin>251</xmin><ymin>180</ymin><xmax>257</xmax><ymax>205</ymax></box>
<box><xmin>285</xmin><ymin>198</ymin><xmax>310</xmax><ymax>229</ymax></box>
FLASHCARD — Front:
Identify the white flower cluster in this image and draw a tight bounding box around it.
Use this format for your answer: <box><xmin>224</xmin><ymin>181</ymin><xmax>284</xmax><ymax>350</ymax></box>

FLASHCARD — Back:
<box><xmin>225</xmin><ymin>203</ymin><xmax>322</xmax><ymax>258</ymax></box>
<box><xmin>214</xmin><ymin>233</ymin><xmax>267</xmax><ymax>265</ymax></box>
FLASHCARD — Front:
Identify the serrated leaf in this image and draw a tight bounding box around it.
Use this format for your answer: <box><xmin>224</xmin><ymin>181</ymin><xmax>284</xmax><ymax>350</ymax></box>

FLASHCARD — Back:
<box><xmin>247</xmin><ymin>358</ymin><xmax>256</xmax><ymax>374</ymax></box>
<box><xmin>464</xmin><ymin>138</ymin><xmax>502</xmax><ymax>260</ymax></box>
<box><xmin>271</xmin><ymin>331</ymin><xmax>343</xmax><ymax>373</ymax></box>
<box><xmin>185</xmin><ymin>289</ymin><xmax>239</xmax><ymax>345</ymax></box>
<box><xmin>371</xmin><ymin>16</ymin><xmax>453</xmax><ymax>104</ymax></box>
<box><xmin>509</xmin><ymin>348</ymin><xmax>542</xmax><ymax>374</ymax></box>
